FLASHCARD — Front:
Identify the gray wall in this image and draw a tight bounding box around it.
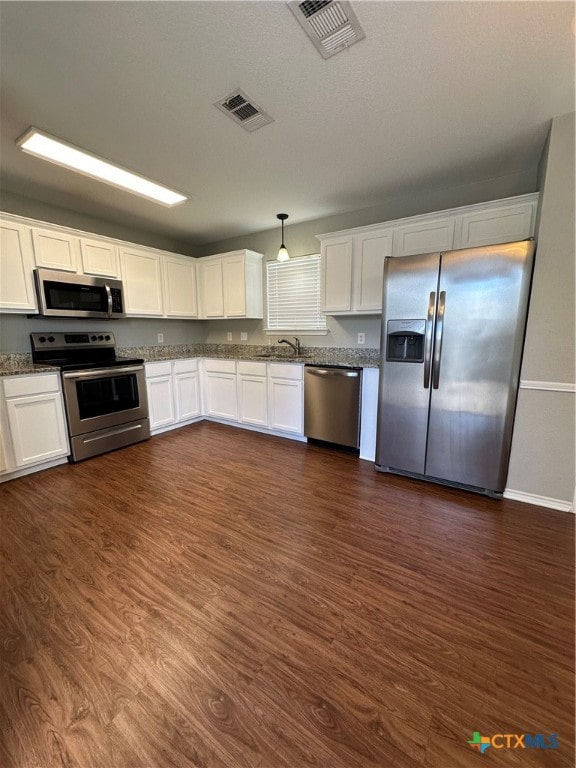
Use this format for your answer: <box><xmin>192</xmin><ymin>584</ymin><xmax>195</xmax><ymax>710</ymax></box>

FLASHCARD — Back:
<box><xmin>0</xmin><ymin>314</ymin><xmax>205</xmax><ymax>354</ymax></box>
<box><xmin>507</xmin><ymin>112</ymin><xmax>575</xmax><ymax>507</ymax></box>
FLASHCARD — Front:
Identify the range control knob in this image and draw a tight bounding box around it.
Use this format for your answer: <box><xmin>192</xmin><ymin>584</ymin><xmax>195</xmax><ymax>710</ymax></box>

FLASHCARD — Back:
<box><xmin>39</xmin><ymin>336</ymin><xmax>46</xmax><ymax>343</ymax></box>
<box><xmin>47</xmin><ymin>336</ymin><xmax>55</xmax><ymax>343</ymax></box>
<box><xmin>91</xmin><ymin>335</ymin><xmax>97</xmax><ymax>341</ymax></box>
<box><xmin>98</xmin><ymin>335</ymin><xmax>104</xmax><ymax>341</ymax></box>
<box><xmin>105</xmin><ymin>334</ymin><xmax>111</xmax><ymax>341</ymax></box>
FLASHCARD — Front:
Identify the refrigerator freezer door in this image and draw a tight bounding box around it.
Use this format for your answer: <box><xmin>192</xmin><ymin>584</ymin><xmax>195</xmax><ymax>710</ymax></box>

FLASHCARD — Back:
<box><xmin>425</xmin><ymin>240</ymin><xmax>535</xmax><ymax>491</ymax></box>
<box><xmin>376</xmin><ymin>252</ymin><xmax>440</xmax><ymax>473</ymax></box>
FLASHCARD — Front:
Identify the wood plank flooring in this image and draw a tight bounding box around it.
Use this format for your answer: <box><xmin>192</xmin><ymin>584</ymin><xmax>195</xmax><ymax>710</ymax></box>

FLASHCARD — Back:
<box><xmin>1</xmin><ymin>421</ymin><xmax>574</xmax><ymax>768</ymax></box>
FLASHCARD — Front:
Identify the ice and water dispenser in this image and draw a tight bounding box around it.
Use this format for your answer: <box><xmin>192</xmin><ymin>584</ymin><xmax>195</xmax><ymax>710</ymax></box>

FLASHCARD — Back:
<box><xmin>385</xmin><ymin>319</ymin><xmax>426</xmax><ymax>363</ymax></box>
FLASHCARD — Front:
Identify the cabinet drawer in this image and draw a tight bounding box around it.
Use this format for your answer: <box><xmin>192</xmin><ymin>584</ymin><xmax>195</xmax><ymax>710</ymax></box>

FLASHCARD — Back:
<box><xmin>3</xmin><ymin>373</ymin><xmax>61</xmax><ymax>397</ymax></box>
<box><xmin>268</xmin><ymin>363</ymin><xmax>303</xmax><ymax>380</ymax></box>
<box><xmin>237</xmin><ymin>361</ymin><xmax>267</xmax><ymax>376</ymax></box>
<box><xmin>146</xmin><ymin>361</ymin><xmax>172</xmax><ymax>377</ymax></box>
<box><xmin>204</xmin><ymin>359</ymin><xmax>236</xmax><ymax>374</ymax></box>
<box><xmin>173</xmin><ymin>359</ymin><xmax>198</xmax><ymax>374</ymax></box>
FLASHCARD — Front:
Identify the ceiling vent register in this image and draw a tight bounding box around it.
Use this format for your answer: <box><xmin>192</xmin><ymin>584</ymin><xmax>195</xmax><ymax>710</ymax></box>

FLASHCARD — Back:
<box><xmin>215</xmin><ymin>90</ymin><xmax>274</xmax><ymax>132</ymax></box>
<box><xmin>287</xmin><ymin>0</ymin><xmax>365</xmax><ymax>59</ymax></box>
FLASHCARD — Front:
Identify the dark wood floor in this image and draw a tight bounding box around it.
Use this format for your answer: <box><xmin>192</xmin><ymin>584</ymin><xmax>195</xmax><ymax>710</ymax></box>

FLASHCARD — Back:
<box><xmin>0</xmin><ymin>421</ymin><xmax>574</xmax><ymax>768</ymax></box>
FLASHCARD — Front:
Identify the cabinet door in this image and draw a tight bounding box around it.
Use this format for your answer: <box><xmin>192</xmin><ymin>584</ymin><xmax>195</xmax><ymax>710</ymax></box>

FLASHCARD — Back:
<box><xmin>321</xmin><ymin>237</ymin><xmax>353</xmax><ymax>313</ymax></box>
<box><xmin>80</xmin><ymin>238</ymin><xmax>119</xmax><ymax>277</ymax></box>
<box><xmin>198</xmin><ymin>260</ymin><xmax>224</xmax><ymax>318</ymax></box>
<box><xmin>238</xmin><ymin>375</ymin><xmax>268</xmax><ymax>427</ymax></box>
<box><xmin>268</xmin><ymin>379</ymin><xmax>303</xmax><ymax>434</ymax></box>
<box><xmin>456</xmin><ymin>202</ymin><xmax>536</xmax><ymax>249</ymax></box>
<box><xmin>393</xmin><ymin>217</ymin><xmax>455</xmax><ymax>257</ymax></box>
<box><xmin>32</xmin><ymin>228</ymin><xmax>78</xmax><ymax>271</ymax></box>
<box><xmin>6</xmin><ymin>392</ymin><xmax>69</xmax><ymax>466</ymax></box>
<box><xmin>204</xmin><ymin>373</ymin><xmax>238</xmax><ymax>420</ymax></box>
<box><xmin>0</xmin><ymin>221</ymin><xmax>37</xmax><ymax>311</ymax></box>
<box><xmin>353</xmin><ymin>230</ymin><xmax>393</xmax><ymax>312</ymax></box>
<box><xmin>120</xmin><ymin>248</ymin><xmax>163</xmax><ymax>316</ymax></box>
<box><xmin>163</xmin><ymin>255</ymin><xmax>198</xmax><ymax>318</ymax></box>
<box><xmin>174</xmin><ymin>372</ymin><xmax>200</xmax><ymax>421</ymax></box>
<box><xmin>222</xmin><ymin>253</ymin><xmax>246</xmax><ymax>317</ymax></box>
<box><xmin>146</xmin><ymin>375</ymin><xmax>175</xmax><ymax>429</ymax></box>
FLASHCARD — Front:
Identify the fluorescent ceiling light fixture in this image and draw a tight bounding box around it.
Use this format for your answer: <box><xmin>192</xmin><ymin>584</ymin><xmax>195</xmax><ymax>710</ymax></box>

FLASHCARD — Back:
<box><xmin>16</xmin><ymin>128</ymin><xmax>187</xmax><ymax>207</ymax></box>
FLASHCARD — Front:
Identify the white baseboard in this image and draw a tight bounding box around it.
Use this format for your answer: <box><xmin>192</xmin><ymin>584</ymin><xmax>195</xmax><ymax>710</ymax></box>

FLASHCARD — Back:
<box><xmin>503</xmin><ymin>488</ymin><xmax>574</xmax><ymax>513</ymax></box>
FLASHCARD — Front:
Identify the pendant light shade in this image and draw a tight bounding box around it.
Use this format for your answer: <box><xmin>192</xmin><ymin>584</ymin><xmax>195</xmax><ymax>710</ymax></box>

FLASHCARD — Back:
<box><xmin>276</xmin><ymin>213</ymin><xmax>290</xmax><ymax>261</ymax></box>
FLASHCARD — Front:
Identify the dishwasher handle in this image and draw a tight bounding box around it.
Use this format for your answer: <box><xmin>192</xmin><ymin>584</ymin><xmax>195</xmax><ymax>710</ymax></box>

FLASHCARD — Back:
<box><xmin>306</xmin><ymin>368</ymin><xmax>360</xmax><ymax>378</ymax></box>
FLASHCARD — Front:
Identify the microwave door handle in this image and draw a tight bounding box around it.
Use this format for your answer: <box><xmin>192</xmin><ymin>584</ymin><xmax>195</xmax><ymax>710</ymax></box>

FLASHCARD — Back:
<box><xmin>423</xmin><ymin>291</ymin><xmax>436</xmax><ymax>389</ymax></box>
<box><xmin>432</xmin><ymin>291</ymin><xmax>446</xmax><ymax>389</ymax></box>
<box><xmin>105</xmin><ymin>284</ymin><xmax>113</xmax><ymax>317</ymax></box>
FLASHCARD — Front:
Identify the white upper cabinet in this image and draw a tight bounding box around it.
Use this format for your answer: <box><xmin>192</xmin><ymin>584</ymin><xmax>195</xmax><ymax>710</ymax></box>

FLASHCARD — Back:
<box><xmin>393</xmin><ymin>216</ymin><xmax>455</xmax><ymax>257</ymax></box>
<box><xmin>353</xmin><ymin>230</ymin><xmax>393</xmax><ymax>312</ymax></box>
<box><xmin>222</xmin><ymin>252</ymin><xmax>247</xmax><ymax>317</ymax></box>
<box><xmin>119</xmin><ymin>247</ymin><xmax>164</xmax><ymax>316</ymax></box>
<box><xmin>0</xmin><ymin>221</ymin><xmax>37</xmax><ymax>312</ymax></box>
<box><xmin>321</xmin><ymin>237</ymin><xmax>353</xmax><ymax>313</ymax></box>
<box><xmin>162</xmin><ymin>254</ymin><xmax>198</xmax><ymax>318</ymax></box>
<box><xmin>318</xmin><ymin>193</ymin><xmax>538</xmax><ymax>316</ymax></box>
<box><xmin>198</xmin><ymin>250</ymin><xmax>263</xmax><ymax>319</ymax></box>
<box><xmin>454</xmin><ymin>201</ymin><xmax>537</xmax><ymax>249</ymax></box>
<box><xmin>321</xmin><ymin>230</ymin><xmax>392</xmax><ymax>315</ymax></box>
<box><xmin>79</xmin><ymin>237</ymin><xmax>120</xmax><ymax>277</ymax></box>
<box><xmin>32</xmin><ymin>227</ymin><xmax>79</xmax><ymax>271</ymax></box>
<box><xmin>198</xmin><ymin>259</ymin><xmax>224</xmax><ymax>317</ymax></box>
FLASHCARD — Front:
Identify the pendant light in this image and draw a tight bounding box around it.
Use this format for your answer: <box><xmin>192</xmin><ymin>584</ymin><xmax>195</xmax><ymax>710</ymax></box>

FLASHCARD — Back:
<box><xmin>276</xmin><ymin>213</ymin><xmax>290</xmax><ymax>261</ymax></box>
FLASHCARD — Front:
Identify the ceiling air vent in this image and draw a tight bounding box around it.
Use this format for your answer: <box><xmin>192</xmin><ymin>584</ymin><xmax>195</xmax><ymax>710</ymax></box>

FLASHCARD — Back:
<box><xmin>214</xmin><ymin>89</ymin><xmax>274</xmax><ymax>132</ymax></box>
<box><xmin>287</xmin><ymin>0</ymin><xmax>365</xmax><ymax>59</ymax></box>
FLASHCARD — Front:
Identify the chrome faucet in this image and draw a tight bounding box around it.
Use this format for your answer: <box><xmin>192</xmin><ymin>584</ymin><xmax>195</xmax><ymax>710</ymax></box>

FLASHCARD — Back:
<box><xmin>278</xmin><ymin>337</ymin><xmax>301</xmax><ymax>356</ymax></box>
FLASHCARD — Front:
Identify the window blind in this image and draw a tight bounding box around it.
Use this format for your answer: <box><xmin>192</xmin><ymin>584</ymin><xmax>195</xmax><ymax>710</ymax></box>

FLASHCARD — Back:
<box><xmin>266</xmin><ymin>254</ymin><xmax>326</xmax><ymax>331</ymax></box>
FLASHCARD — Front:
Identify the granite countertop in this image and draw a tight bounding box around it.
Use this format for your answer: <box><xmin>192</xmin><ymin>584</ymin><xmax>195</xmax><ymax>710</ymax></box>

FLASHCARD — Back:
<box><xmin>0</xmin><ymin>344</ymin><xmax>380</xmax><ymax>376</ymax></box>
<box><xmin>0</xmin><ymin>354</ymin><xmax>59</xmax><ymax>377</ymax></box>
<box><xmin>119</xmin><ymin>343</ymin><xmax>380</xmax><ymax>369</ymax></box>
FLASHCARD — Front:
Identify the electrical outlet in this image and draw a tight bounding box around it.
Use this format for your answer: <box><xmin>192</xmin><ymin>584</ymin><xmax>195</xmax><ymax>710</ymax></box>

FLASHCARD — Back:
<box><xmin>240</xmin><ymin>332</ymin><xmax>248</xmax><ymax>341</ymax></box>
<box><xmin>157</xmin><ymin>333</ymin><xmax>164</xmax><ymax>343</ymax></box>
<box><xmin>358</xmin><ymin>332</ymin><xmax>365</xmax><ymax>344</ymax></box>
<box><xmin>227</xmin><ymin>332</ymin><xmax>233</xmax><ymax>341</ymax></box>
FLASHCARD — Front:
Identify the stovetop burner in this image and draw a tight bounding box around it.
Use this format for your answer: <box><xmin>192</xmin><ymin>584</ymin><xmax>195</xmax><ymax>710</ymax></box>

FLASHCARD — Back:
<box><xmin>30</xmin><ymin>331</ymin><xmax>143</xmax><ymax>370</ymax></box>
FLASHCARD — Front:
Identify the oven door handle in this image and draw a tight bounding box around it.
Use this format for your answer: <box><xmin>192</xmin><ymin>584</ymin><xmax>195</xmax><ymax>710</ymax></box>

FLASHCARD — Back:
<box><xmin>62</xmin><ymin>365</ymin><xmax>144</xmax><ymax>380</ymax></box>
<box><xmin>105</xmin><ymin>284</ymin><xmax>113</xmax><ymax>317</ymax></box>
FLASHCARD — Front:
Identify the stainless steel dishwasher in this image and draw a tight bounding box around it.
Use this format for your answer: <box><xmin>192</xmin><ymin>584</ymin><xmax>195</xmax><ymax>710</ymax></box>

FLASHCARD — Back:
<box><xmin>304</xmin><ymin>365</ymin><xmax>362</xmax><ymax>449</ymax></box>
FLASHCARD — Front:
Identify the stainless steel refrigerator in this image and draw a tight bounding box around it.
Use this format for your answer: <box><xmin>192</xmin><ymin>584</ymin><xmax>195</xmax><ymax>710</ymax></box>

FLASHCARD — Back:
<box><xmin>375</xmin><ymin>239</ymin><xmax>535</xmax><ymax>496</ymax></box>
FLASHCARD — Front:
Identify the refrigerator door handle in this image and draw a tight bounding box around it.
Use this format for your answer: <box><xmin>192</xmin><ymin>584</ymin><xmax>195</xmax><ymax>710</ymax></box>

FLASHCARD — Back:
<box><xmin>423</xmin><ymin>291</ymin><xmax>436</xmax><ymax>388</ymax></box>
<box><xmin>432</xmin><ymin>291</ymin><xmax>446</xmax><ymax>389</ymax></box>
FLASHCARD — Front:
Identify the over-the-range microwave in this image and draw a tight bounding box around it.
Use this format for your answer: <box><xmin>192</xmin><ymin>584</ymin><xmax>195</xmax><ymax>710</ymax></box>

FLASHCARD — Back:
<box><xmin>33</xmin><ymin>268</ymin><xmax>126</xmax><ymax>319</ymax></box>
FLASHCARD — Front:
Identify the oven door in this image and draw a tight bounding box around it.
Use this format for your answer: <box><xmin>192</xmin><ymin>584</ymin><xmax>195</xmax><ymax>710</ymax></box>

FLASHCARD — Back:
<box><xmin>62</xmin><ymin>365</ymin><xmax>149</xmax><ymax>436</ymax></box>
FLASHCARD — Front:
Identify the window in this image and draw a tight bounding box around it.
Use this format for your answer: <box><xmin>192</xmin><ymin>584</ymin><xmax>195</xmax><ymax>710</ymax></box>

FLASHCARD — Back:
<box><xmin>266</xmin><ymin>254</ymin><xmax>327</xmax><ymax>333</ymax></box>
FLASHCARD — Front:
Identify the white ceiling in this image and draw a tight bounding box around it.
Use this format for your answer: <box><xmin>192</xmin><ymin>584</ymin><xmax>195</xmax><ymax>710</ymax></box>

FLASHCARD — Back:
<box><xmin>0</xmin><ymin>1</ymin><xmax>574</xmax><ymax>246</ymax></box>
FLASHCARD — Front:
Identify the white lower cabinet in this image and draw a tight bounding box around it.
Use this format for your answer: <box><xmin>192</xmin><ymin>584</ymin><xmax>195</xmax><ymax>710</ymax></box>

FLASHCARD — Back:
<box><xmin>237</xmin><ymin>361</ymin><xmax>268</xmax><ymax>427</ymax></box>
<box><xmin>0</xmin><ymin>373</ymin><xmax>69</xmax><ymax>480</ymax></box>
<box><xmin>267</xmin><ymin>364</ymin><xmax>303</xmax><ymax>435</ymax></box>
<box><xmin>202</xmin><ymin>359</ymin><xmax>303</xmax><ymax>437</ymax></box>
<box><xmin>173</xmin><ymin>360</ymin><xmax>200</xmax><ymax>421</ymax></box>
<box><xmin>145</xmin><ymin>359</ymin><xmax>200</xmax><ymax>433</ymax></box>
<box><xmin>203</xmin><ymin>360</ymin><xmax>238</xmax><ymax>421</ymax></box>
